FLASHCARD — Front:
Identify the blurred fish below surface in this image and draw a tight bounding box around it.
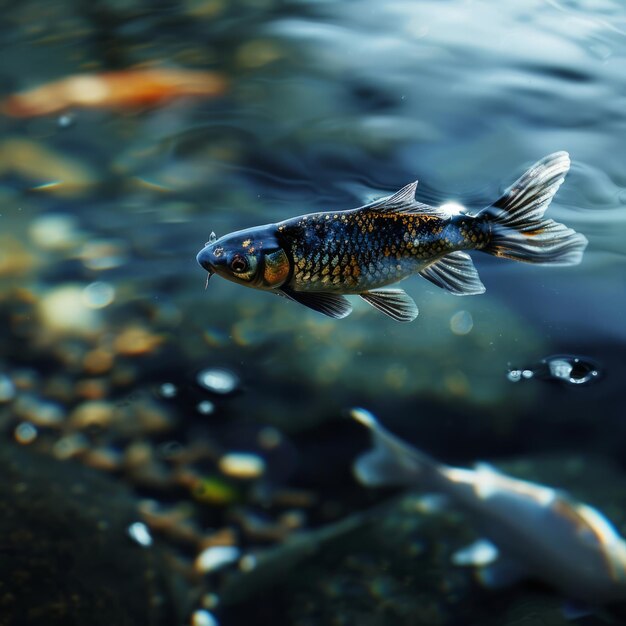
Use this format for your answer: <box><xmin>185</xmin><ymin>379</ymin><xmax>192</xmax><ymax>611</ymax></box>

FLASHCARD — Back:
<box><xmin>0</xmin><ymin>0</ymin><xmax>625</xmax><ymax>625</ymax></box>
<box><xmin>351</xmin><ymin>409</ymin><xmax>626</xmax><ymax>607</ymax></box>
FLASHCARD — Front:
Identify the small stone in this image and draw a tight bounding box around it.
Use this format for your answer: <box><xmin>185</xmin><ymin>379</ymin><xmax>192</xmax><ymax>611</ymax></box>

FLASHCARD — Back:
<box><xmin>75</xmin><ymin>378</ymin><xmax>109</xmax><ymax>400</ymax></box>
<box><xmin>52</xmin><ymin>433</ymin><xmax>89</xmax><ymax>460</ymax></box>
<box><xmin>159</xmin><ymin>383</ymin><xmax>177</xmax><ymax>398</ymax></box>
<box><xmin>14</xmin><ymin>422</ymin><xmax>37</xmax><ymax>445</ymax></box>
<box><xmin>38</xmin><ymin>285</ymin><xmax>103</xmax><ymax>336</ymax></box>
<box><xmin>197</xmin><ymin>400</ymin><xmax>215</xmax><ymax>415</ymax></box>
<box><xmin>218</xmin><ymin>453</ymin><xmax>266</xmax><ymax>480</ymax></box>
<box><xmin>197</xmin><ymin>368</ymin><xmax>239</xmax><ymax>394</ymax></box>
<box><xmin>127</xmin><ymin>521</ymin><xmax>153</xmax><ymax>547</ymax></box>
<box><xmin>0</xmin><ymin>374</ymin><xmax>16</xmax><ymax>403</ymax></box>
<box><xmin>82</xmin><ymin>446</ymin><xmax>123</xmax><ymax>472</ymax></box>
<box><xmin>28</xmin><ymin>213</ymin><xmax>83</xmax><ymax>251</ymax></box>
<box><xmin>57</xmin><ymin>113</ymin><xmax>75</xmax><ymax>128</ymax></box>
<box><xmin>114</xmin><ymin>326</ymin><xmax>164</xmax><ymax>356</ymax></box>
<box><xmin>195</xmin><ymin>545</ymin><xmax>240</xmax><ymax>574</ymax></box>
<box><xmin>70</xmin><ymin>400</ymin><xmax>114</xmax><ymax>429</ymax></box>
<box><xmin>82</xmin><ymin>349</ymin><xmax>114</xmax><ymax>375</ymax></box>
<box><xmin>191</xmin><ymin>609</ymin><xmax>219</xmax><ymax>626</ymax></box>
<box><xmin>79</xmin><ymin>239</ymin><xmax>128</xmax><ymax>271</ymax></box>
<box><xmin>82</xmin><ymin>281</ymin><xmax>115</xmax><ymax>309</ymax></box>
<box><xmin>14</xmin><ymin>395</ymin><xmax>65</xmax><ymax>427</ymax></box>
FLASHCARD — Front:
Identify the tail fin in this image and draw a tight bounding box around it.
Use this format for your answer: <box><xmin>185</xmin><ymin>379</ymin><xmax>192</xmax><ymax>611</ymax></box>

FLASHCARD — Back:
<box><xmin>351</xmin><ymin>408</ymin><xmax>443</xmax><ymax>490</ymax></box>
<box><xmin>482</xmin><ymin>152</ymin><xmax>587</xmax><ymax>265</ymax></box>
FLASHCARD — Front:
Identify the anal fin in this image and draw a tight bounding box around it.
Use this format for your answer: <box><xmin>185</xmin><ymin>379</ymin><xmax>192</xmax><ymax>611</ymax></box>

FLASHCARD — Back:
<box><xmin>419</xmin><ymin>251</ymin><xmax>485</xmax><ymax>296</ymax></box>
<box><xmin>279</xmin><ymin>287</ymin><xmax>352</xmax><ymax>319</ymax></box>
<box><xmin>360</xmin><ymin>288</ymin><xmax>418</xmax><ymax>322</ymax></box>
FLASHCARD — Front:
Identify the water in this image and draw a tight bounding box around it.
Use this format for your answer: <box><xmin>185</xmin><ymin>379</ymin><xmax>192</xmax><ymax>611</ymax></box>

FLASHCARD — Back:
<box><xmin>0</xmin><ymin>0</ymin><xmax>625</xmax><ymax>624</ymax></box>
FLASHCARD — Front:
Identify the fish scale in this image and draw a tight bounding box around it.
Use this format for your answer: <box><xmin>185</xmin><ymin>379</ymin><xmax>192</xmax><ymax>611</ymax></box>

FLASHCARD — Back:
<box><xmin>279</xmin><ymin>211</ymin><xmax>489</xmax><ymax>293</ymax></box>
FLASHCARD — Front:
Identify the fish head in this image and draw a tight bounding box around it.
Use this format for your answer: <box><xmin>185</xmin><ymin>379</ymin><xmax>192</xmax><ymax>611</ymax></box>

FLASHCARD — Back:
<box><xmin>196</xmin><ymin>226</ymin><xmax>290</xmax><ymax>290</ymax></box>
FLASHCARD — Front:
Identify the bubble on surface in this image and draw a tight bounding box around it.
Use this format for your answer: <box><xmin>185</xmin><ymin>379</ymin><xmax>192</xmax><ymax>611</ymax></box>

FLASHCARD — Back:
<box><xmin>507</xmin><ymin>369</ymin><xmax>522</xmax><ymax>383</ymax></box>
<box><xmin>546</xmin><ymin>356</ymin><xmax>600</xmax><ymax>385</ymax></box>
<box><xmin>450</xmin><ymin>310</ymin><xmax>473</xmax><ymax>335</ymax></box>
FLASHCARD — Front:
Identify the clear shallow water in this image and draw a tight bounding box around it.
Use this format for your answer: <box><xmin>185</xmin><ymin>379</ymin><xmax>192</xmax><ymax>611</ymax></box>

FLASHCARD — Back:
<box><xmin>0</xmin><ymin>0</ymin><xmax>625</xmax><ymax>624</ymax></box>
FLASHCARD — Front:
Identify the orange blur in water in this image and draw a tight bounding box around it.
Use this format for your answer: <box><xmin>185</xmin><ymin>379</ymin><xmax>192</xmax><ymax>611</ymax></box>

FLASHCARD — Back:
<box><xmin>1</xmin><ymin>68</ymin><xmax>227</xmax><ymax>117</ymax></box>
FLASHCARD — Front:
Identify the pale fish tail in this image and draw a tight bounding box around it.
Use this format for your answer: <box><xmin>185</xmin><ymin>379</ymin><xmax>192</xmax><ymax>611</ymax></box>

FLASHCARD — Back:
<box><xmin>481</xmin><ymin>152</ymin><xmax>587</xmax><ymax>265</ymax></box>
<box><xmin>351</xmin><ymin>408</ymin><xmax>443</xmax><ymax>490</ymax></box>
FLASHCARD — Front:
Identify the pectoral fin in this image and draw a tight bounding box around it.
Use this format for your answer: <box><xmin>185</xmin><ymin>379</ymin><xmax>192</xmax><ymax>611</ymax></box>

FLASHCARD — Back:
<box><xmin>360</xmin><ymin>289</ymin><xmax>418</xmax><ymax>322</ymax></box>
<box><xmin>419</xmin><ymin>251</ymin><xmax>486</xmax><ymax>295</ymax></box>
<box><xmin>279</xmin><ymin>287</ymin><xmax>352</xmax><ymax>319</ymax></box>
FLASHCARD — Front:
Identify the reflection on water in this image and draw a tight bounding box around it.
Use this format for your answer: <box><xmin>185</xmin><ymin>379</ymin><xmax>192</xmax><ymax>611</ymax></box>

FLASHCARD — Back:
<box><xmin>0</xmin><ymin>0</ymin><xmax>625</xmax><ymax>624</ymax></box>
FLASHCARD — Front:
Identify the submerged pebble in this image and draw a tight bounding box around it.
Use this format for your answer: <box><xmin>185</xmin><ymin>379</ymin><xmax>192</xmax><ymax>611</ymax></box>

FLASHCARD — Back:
<box><xmin>191</xmin><ymin>609</ymin><xmax>219</xmax><ymax>626</ymax></box>
<box><xmin>14</xmin><ymin>422</ymin><xmax>38</xmax><ymax>445</ymax></box>
<box><xmin>159</xmin><ymin>382</ymin><xmax>178</xmax><ymax>398</ymax></box>
<box><xmin>195</xmin><ymin>545</ymin><xmax>241</xmax><ymax>574</ymax></box>
<box><xmin>38</xmin><ymin>285</ymin><xmax>104</xmax><ymax>336</ymax></box>
<box><xmin>82</xmin><ymin>281</ymin><xmax>116</xmax><ymax>309</ymax></box>
<box><xmin>197</xmin><ymin>400</ymin><xmax>215</xmax><ymax>415</ymax></box>
<box><xmin>28</xmin><ymin>213</ymin><xmax>84</xmax><ymax>251</ymax></box>
<box><xmin>14</xmin><ymin>394</ymin><xmax>65</xmax><ymax>427</ymax></box>
<box><xmin>127</xmin><ymin>521</ymin><xmax>154</xmax><ymax>547</ymax></box>
<box><xmin>218</xmin><ymin>452</ymin><xmax>266</xmax><ymax>480</ymax></box>
<box><xmin>0</xmin><ymin>374</ymin><xmax>16</xmax><ymax>402</ymax></box>
<box><xmin>197</xmin><ymin>368</ymin><xmax>239</xmax><ymax>395</ymax></box>
<box><xmin>79</xmin><ymin>239</ymin><xmax>129</xmax><ymax>271</ymax></box>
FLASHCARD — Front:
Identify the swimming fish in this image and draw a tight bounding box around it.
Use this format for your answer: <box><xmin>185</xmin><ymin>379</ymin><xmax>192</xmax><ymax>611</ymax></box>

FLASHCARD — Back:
<box><xmin>1</xmin><ymin>68</ymin><xmax>226</xmax><ymax>118</ymax></box>
<box><xmin>196</xmin><ymin>152</ymin><xmax>587</xmax><ymax>322</ymax></box>
<box><xmin>351</xmin><ymin>408</ymin><xmax>626</xmax><ymax>604</ymax></box>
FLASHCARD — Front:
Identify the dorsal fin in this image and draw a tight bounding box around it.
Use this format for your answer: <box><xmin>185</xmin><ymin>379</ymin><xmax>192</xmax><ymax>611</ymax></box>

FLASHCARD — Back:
<box><xmin>358</xmin><ymin>181</ymin><xmax>448</xmax><ymax>217</ymax></box>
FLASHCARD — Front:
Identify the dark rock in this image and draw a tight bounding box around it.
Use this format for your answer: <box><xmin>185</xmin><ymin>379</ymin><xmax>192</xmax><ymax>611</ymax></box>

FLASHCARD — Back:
<box><xmin>0</xmin><ymin>442</ymin><xmax>185</xmax><ymax>626</ymax></box>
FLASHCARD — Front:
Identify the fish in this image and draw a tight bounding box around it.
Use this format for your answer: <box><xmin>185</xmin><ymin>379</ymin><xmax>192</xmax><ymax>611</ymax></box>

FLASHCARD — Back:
<box><xmin>350</xmin><ymin>408</ymin><xmax>626</xmax><ymax>604</ymax></box>
<box><xmin>1</xmin><ymin>68</ymin><xmax>226</xmax><ymax>118</ymax></box>
<box><xmin>196</xmin><ymin>152</ymin><xmax>587</xmax><ymax>322</ymax></box>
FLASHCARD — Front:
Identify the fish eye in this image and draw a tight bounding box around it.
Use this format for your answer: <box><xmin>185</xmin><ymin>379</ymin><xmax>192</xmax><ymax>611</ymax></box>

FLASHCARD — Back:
<box><xmin>230</xmin><ymin>254</ymin><xmax>249</xmax><ymax>274</ymax></box>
